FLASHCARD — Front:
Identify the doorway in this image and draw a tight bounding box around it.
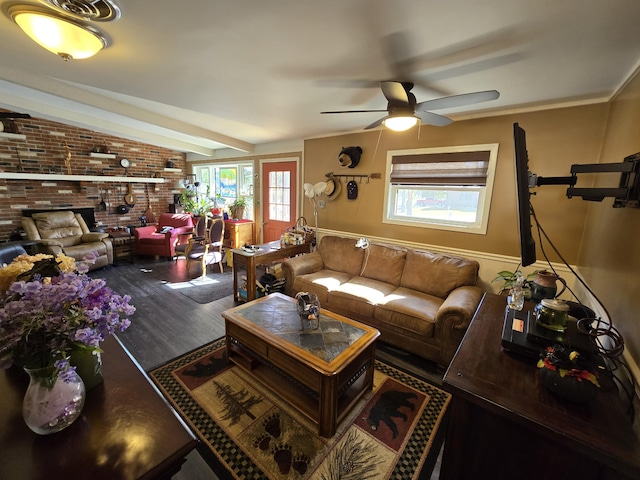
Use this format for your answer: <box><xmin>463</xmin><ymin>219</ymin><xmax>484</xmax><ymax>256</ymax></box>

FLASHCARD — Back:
<box><xmin>261</xmin><ymin>159</ymin><xmax>299</xmax><ymax>243</ymax></box>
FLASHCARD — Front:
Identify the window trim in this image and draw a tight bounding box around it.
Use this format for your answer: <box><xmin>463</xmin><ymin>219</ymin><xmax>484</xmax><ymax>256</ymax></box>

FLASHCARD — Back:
<box><xmin>383</xmin><ymin>143</ymin><xmax>499</xmax><ymax>235</ymax></box>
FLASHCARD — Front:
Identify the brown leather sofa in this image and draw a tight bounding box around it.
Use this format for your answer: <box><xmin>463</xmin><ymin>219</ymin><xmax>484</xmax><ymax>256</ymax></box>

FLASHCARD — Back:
<box><xmin>22</xmin><ymin>211</ymin><xmax>113</xmax><ymax>270</ymax></box>
<box><xmin>282</xmin><ymin>235</ymin><xmax>483</xmax><ymax>367</ymax></box>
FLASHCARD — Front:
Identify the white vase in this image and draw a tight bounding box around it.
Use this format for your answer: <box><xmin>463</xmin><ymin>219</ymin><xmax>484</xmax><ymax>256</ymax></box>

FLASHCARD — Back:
<box><xmin>22</xmin><ymin>366</ymin><xmax>86</xmax><ymax>435</ymax></box>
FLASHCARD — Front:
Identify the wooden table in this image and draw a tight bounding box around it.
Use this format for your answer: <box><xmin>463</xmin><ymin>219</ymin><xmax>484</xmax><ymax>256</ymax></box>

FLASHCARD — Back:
<box><xmin>441</xmin><ymin>293</ymin><xmax>640</xmax><ymax>480</ymax></box>
<box><xmin>232</xmin><ymin>240</ymin><xmax>311</xmax><ymax>302</ymax></box>
<box><xmin>0</xmin><ymin>336</ymin><xmax>198</xmax><ymax>480</ymax></box>
<box><xmin>223</xmin><ymin>293</ymin><xmax>380</xmax><ymax>437</ymax></box>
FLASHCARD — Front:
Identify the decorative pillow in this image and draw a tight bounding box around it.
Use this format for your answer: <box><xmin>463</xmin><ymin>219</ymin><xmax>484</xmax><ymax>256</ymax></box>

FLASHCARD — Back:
<box><xmin>160</xmin><ymin>226</ymin><xmax>174</xmax><ymax>234</ymax></box>
<box><xmin>360</xmin><ymin>244</ymin><xmax>406</xmax><ymax>286</ymax></box>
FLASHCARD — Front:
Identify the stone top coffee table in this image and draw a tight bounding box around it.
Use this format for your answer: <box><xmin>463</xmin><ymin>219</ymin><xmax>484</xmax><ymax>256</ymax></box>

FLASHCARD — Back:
<box><xmin>222</xmin><ymin>292</ymin><xmax>380</xmax><ymax>437</ymax></box>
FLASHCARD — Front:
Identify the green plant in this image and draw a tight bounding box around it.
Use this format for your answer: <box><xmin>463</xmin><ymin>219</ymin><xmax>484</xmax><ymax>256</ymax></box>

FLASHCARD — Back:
<box><xmin>492</xmin><ymin>269</ymin><xmax>536</xmax><ymax>294</ymax></box>
<box><xmin>230</xmin><ymin>196</ymin><xmax>247</xmax><ymax>209</ymax></box>
<box><xmin>180</xmin><ymin>189</ymin><xmax>213</xmax><ymax>216</ymax></box>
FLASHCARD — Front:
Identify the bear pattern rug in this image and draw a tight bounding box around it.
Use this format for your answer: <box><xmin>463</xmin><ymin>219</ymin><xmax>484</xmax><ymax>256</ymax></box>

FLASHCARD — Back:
<box><xmin>150</xmin><ymin>337</ymin><xmax>450</xmax><ymax>479</ymax></box>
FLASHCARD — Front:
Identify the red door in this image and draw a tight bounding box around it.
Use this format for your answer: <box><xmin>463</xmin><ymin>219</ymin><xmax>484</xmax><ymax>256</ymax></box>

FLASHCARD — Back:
<box><xmin>262</xmin><ymin>160</ymin><xmax>298</xmax><ymax>243</ymax></box>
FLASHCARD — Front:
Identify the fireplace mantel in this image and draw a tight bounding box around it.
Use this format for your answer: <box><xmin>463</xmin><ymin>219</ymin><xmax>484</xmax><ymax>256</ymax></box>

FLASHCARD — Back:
<box><xmin>0</xmin><ymin>172</ymin><xmax>164</xmax><ymax>183</ymax></box>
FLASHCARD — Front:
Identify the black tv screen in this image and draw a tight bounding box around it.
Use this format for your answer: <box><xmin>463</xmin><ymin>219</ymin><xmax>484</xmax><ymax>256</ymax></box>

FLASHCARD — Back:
<box><xmin>513</xmin><ymin>123</ymin><xmax>536</xmax><ymax>267</ymax></box>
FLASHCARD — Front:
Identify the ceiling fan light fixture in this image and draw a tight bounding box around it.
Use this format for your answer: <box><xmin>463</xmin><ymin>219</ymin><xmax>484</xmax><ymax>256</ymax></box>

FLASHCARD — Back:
<box><xmin>9</xmin><ymin>5</ymin><xmax>108</xmax><ymax>60</ymax></box>
<box><xmin>383</xmin><ymin>115</ymin><xmax>418</xmax><ymax>132</ymax></box>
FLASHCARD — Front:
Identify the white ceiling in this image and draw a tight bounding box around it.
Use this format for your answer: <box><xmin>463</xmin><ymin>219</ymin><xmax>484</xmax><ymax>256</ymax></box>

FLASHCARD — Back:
<box><xmin>1</xmin><ymin>0</ymin><xmax>639</xmax><ymax>158</ymax></box>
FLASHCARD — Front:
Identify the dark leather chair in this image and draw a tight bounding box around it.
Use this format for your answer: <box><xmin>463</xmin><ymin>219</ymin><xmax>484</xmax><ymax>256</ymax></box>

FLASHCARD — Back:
<box><xmin>0</xmin><ymin>243</ymin><xmax>27</xmax><ymax>266</ymax></box>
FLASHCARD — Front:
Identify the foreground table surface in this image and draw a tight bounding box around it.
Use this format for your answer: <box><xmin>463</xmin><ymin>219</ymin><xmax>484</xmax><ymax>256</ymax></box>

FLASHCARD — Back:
<box><xmin>0</xmin><ymin>336</ymin><xmax>198</xmax><ymax>480</ymax></box>
<box><xmin>441</xmin><ymin>292</ymin><xmax>640</xmax><ymax>480</ymax></box>
<box><xmin>223</xmin><ymin>292</ymin><xmax>380</xmax><ymax>437</ymax></box>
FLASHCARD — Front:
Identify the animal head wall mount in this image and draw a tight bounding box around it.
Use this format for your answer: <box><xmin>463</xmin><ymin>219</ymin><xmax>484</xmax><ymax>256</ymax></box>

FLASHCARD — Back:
<box><xmin>338</xmin><ymin>146</ymin><xmax>362</xmax><ymax>168</ymax></box>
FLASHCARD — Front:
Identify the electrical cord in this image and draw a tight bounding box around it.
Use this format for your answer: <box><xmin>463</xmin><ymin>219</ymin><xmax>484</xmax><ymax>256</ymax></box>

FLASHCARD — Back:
<box><xmin>529</xmin><ymin>202</ymin><xmax>635</xmax><ymax>419</ymax></box>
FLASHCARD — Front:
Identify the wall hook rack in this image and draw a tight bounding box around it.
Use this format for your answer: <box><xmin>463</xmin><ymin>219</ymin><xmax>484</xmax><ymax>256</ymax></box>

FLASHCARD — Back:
<box><xmin>325</xmin><ymin>172</ymin><xmax>381</xmax><ymax>184</ymax></box>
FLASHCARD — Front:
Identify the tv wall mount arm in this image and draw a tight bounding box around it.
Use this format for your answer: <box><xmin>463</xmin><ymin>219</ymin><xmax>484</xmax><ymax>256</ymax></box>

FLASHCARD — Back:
<box><xmin>528</xmin><ymin>152</ymin><xmax>640</xmax><ymax>208</ymax></box>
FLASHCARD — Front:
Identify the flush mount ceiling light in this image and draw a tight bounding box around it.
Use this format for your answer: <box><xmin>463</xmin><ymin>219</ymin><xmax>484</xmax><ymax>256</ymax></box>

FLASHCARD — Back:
<box><xmin>9</xmin><ymin>4</ymin><xmax>109</xmax><ymax>60</ymax></box>
<box><xmin>382</xmin><ymin>115</ymin><xmax>419</xmax><ymax>132</ymax></box>
<box><xmin>38</xmin><ymin>0</ymin><xmax>121</xmax><ymax>22</ymax></box>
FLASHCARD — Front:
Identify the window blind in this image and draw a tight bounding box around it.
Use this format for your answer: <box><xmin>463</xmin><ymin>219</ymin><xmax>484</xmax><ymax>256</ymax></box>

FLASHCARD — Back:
<box><xmin>390</xmin><ymin>151</ymin><xmax>491</xmax><ymax>186</ymax></box>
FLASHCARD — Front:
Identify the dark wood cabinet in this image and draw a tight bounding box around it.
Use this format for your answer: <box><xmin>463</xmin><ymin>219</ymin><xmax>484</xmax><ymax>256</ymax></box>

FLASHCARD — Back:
<box><xmin>0</xmin><ymin>336</ymin><xmax>197</xmax><ymax>480</ymax></box>
<box><xmin>441</xmin><ymin>293</ymin><xmax>640</xmax><ymax>480</ymax></box>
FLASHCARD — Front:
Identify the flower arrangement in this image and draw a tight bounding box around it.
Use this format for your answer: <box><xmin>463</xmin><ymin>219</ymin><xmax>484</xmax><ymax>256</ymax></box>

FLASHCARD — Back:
<box><xmin>0</xmin><ymin>253</ymin><xmax>135</xmax><ymax>377</ymax></box>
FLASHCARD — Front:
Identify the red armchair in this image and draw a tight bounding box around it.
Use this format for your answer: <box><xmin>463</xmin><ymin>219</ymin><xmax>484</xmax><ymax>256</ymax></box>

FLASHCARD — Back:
<box><xmin>134</xmin><ymin>213</ymin><xmax>194</xmax><ymax>259</ymax></box>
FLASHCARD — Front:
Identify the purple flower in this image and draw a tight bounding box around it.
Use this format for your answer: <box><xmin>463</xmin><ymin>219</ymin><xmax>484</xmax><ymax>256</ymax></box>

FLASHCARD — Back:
<box><xmin>0</xmin><ymin>256</ymin><xmax>135</xmax><ymax>376</ymax></box>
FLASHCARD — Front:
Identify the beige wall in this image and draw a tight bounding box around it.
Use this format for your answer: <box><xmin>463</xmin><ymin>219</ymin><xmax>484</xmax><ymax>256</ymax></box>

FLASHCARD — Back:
<box><xmin>579</xmin><ymin>71</ymin><xmax>640</xmax><ymax>364</ymax></box>
<box><xmin>304</xmin><ymin>103</ymin><xmax>608</xmax><ymax>264</ymax></box>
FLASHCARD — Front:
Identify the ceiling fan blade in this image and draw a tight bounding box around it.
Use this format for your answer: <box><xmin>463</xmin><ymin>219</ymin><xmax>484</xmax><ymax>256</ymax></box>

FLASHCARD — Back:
<box><xmin>416</xmin><ymin>111</ymin><xmax>453</xmax><ymax>127</ymax></box>
<box><xmin>380</xmin><ymin>81</ymin><xmax>410</xmax><ymax>105</ymax></box>
<box><xmin>416</xmin><ymin>90</ymin><xmax>500</xmax><ymax>111</ymax></box>
<box><xmin>0</xmin><ymin>112</ymin><xmax>31</xmax><ymax>119</ymax></box>
<box><xmin>364</xmin><ymin>116</ymin><xmax>388</xmax><ymax>130</ymax></box>
<box><xmin>321</xmin><ymin>109</ymin><xmax>388</xmax><ymax>114</ymax></box>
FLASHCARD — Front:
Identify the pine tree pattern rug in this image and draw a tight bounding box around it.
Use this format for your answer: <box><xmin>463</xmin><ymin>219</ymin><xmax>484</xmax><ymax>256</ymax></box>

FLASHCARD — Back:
<box><xmin>149</xmin><ymin>337</ymin><xmax>450</xmax><ymax>479</ymax></box>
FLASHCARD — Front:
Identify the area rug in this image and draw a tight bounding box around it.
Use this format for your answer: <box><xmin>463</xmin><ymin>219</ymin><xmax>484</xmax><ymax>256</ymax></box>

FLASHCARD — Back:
<box><xmin>173</xmin><ymin>269</ymin><xmax>234</xmax><ymax>304</ymax></box>
<box><xmin>149</xmin><ymin>337</ymin><xmax>451</xmax><ymax>480</ymax></box>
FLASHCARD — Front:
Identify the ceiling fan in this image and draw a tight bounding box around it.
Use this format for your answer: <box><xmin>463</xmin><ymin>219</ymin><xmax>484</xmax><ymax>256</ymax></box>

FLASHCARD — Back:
<box><xmin>321</xmin><ymin>81</ymin><xmax>499</xmax><ymax>131</ymax></box>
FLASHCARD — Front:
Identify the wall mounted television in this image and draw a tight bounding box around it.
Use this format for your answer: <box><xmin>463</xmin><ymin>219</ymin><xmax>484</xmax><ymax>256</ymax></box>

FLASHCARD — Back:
<box><xmin>513</xmin><ymin>123</ymin><xmax>536</xmax><ymax>267</ymax></box>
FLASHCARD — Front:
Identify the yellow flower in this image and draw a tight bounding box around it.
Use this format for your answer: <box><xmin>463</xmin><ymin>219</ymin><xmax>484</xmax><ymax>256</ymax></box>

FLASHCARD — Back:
<box><xmin>0</xmin><ymin>253</ymin><xmax>78</xmax><ymax>294</ymax></box>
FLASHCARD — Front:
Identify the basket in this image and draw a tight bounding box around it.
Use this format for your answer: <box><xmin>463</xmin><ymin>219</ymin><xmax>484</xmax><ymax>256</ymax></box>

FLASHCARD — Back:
<box><xmin>292</xmin><ymin>216</ymin><xmax>315</xmax><ymax>244</ymax></box>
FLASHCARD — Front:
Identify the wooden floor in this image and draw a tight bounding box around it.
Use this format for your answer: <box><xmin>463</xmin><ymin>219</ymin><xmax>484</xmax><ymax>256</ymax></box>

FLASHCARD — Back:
<box><xmin>91</xmin><ymin>256</ymin><xmax>442</xmax><ymax>480</ymax></box>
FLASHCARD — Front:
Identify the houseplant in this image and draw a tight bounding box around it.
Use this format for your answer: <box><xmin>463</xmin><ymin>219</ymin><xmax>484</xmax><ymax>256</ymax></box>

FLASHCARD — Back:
<box><xmin>492</xmin><ymin>269</ymin><xmax>537</xmax><ymax>295</ymax></box>
<box><xmin>0</xmin><ymin>253</ymin><xmax>135</xmax><ymax>433</ymax></box>
<box><xmin>180</xmin><ymin>188</ymin><xmax>214</xmax><ymax>217</ymax></box>
<box><xmin>230</xmin><ymin>196</ymin><xmax>247</xmax><ymax>220</ymax></box>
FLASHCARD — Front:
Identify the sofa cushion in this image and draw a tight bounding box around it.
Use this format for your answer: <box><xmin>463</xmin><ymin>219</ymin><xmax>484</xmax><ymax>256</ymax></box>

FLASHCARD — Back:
<box><xmin>375</xmin><ymin>287</ymin><xmax>444</xmax><ymax>338</ymax></box>
<box><xmin>329</xmin><ymin>276</ymin><xmax>397</xmax><ymax>317</ymax></box>
<box><xmin>360</xmin><ymin>244</ymin><xmax>406</xmax><ymax>286</ymax></box>
<box><xmin>319</xmin><ymin>236</ymin><xmax>365</xmax><ymax>277</ymax></box>
<box><xmin>293</xmin><ymin>269</ymin><xmax>354</xmax><ymax>305</ymax></box>
<box><xmin>400</xmin><ymin>249</ymin><xmax>479</xmax><ymax>299</ymax></box>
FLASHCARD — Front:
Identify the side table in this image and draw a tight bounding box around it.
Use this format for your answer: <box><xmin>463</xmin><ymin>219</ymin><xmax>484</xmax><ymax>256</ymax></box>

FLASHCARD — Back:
<box><xmin>109</xmin><ymin>233</ymin><xmax>135</xmax><ymax>265</ymax></box>
<box><xmin>232</xmin><ymin>241</ymin><xmax>311</xmax><ymax>302</ymax></box>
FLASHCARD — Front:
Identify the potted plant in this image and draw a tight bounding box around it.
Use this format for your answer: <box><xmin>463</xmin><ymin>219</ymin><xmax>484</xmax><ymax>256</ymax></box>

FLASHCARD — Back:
<box><xmin>211</xmin><ymin>193</ymin><xmax>224</xmax><ymax>216</ymax></box>
<box><xmin>180</xmin><ymin>189</ymin><xmax>213</xmax><ymax>217</ymax></box>
<box><xmin>492</xmin><ymin>269</ymin><xmax>537</xmax><ymax>295</ymax></box>
<box><xmin>229</xmin><ymin>196</ymin><xmax>247</xmax><ymax>220</ymax></box>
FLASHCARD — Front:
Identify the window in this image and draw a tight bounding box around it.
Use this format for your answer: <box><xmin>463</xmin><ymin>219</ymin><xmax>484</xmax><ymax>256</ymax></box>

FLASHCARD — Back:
<box><xmin>384</xmin><ymin>144</ymin><xmax>498</xmax><ymax>234</ymax></box>
<box><xmin>268</xmin><ymin>170</ymin><xmax>291</xmax><ymax>222</ymax></box>
<box><xmin>193</xmin><ymin>162</ymin><xmax>254</xmax><ymax>220</ymax></box>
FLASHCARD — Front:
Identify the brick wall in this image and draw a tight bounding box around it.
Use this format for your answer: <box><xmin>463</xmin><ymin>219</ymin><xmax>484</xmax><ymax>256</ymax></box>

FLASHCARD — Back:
<box><xmin>0</xmin><ymin>110</ymin><xmax>187</xmax><ymax>241</ymax></box>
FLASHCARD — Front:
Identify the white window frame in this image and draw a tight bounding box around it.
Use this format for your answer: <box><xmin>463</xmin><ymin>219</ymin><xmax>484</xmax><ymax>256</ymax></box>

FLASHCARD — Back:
<box><xmin>383</xmin><ymin>143</ymin><xmax>499</xmax><ymax>235</ymax></box>
<box><xmin>193</xmin><ymin>161</ymin><xmax>254</xmax><ymax>219</ymax></box>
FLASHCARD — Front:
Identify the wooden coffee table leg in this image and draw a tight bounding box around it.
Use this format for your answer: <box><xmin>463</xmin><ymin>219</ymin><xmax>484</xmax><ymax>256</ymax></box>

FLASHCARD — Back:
<box><xmin>319</xmin><ymin>376</ymin><xmax>338</xmax><ymax>437</ymax></box>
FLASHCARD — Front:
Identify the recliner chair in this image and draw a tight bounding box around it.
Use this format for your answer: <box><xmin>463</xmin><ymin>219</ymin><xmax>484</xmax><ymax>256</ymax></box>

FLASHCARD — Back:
<box><xmin>21</xmin><ymin>211</ymin><xmax>113</xmax><ymax>270</ymax></box>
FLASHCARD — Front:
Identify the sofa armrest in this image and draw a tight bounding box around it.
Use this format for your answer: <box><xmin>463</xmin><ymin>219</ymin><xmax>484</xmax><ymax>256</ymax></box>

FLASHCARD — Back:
<box><xmin>435</xmin><ymin>285</ymin><xmax>484</xmax><ymax>366</ymax></box>
<box><xmin>134</xmin><ymin>225</ymin><xmax>158</xmax><ymax>239</ymax></box>
<box><xmin>82</xmin><ymin>232</ymin><xmax>109</xmax><ymax>242</ymax></box>
<box><xmin>282</xmin><ymin>251</ymin><xmax>324</xmax><ymax>297</ymax></box>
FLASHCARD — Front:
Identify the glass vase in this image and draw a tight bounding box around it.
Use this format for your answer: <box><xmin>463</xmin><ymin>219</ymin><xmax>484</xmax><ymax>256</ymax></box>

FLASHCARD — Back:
<box><xmin>70</xmin><ymin>348</ymin><xmax>104</xmax><ymax>391</ymax></box>
<box><xmin>22</xmin><ymin>366</ymin><xmax>86</xmax><ymax>435</ymax></box>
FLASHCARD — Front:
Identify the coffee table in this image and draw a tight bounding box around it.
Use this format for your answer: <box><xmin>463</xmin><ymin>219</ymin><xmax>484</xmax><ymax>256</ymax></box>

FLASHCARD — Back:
<box><xmin>222</xmin><ymin>292</ymin><xmax>380</xmax><ymax>437</ymax></box>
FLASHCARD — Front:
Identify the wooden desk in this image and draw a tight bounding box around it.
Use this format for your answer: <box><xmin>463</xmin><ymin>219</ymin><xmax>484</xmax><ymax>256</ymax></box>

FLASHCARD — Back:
<box><xmin>0</xmin><ymin>336</ymin><xmax>198</xmax><ymax>480</ymax></box>
<box><xmin>232</xmin><ymin>241</ymin><xmax>311</xmax><ymax>302</ymax></box>
<box><xmin>441</xmin><ymin>293</ymin><xmax>640</xmax><ymax>480</ymax></box>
